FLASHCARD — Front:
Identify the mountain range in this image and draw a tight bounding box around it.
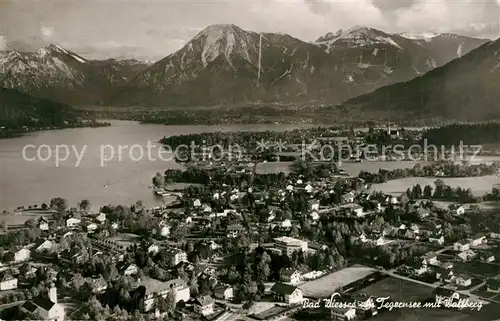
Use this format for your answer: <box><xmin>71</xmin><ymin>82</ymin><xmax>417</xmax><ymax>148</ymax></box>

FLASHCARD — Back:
<box><xmin>0</xmin><ymin>24</ymin><xmax>489</xmax><ymax>108</ymax></box>
<box><xmin>342</xmin><ymin>37</ymin><xmax>500</xmax><ymax>122</ymax></box>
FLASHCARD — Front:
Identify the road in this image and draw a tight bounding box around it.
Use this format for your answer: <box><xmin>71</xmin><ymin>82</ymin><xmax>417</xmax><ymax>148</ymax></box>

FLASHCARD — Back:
<box><xmin>0</xmin><ymin>300</ymin><xmax>25</xmax><ymax>311</ymax></box>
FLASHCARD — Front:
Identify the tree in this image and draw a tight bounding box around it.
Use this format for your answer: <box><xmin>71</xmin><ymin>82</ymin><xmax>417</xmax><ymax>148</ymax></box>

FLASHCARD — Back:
<box><xmin>24</xmin><ymin>219</ymin><xmax>37</xmax><ymax>229</ymax></box>
<box><xmin>78</xmin><ymin>200</ymin><xmax>92</xmax><ymax>213</ymax></box>
<box><xmin>153</xmin><ymin>172</ymin><xmax>165</xmax><ymax>188</ymax></box>
<box><xmin>50</xmin><ymin>197</ymin><xmax>68</xmax><ymax>213</ymax></box>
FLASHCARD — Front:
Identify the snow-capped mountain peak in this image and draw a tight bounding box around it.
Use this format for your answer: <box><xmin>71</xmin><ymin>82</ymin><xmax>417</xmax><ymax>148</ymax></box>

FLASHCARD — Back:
<box><xmin>315</xmin><ymin>26</ymin><xmax>402</xmax><ymax>51</ymax></box>
<box><xmin>399</xmin><ymin>32</ymin><xmax>440</xmax><ymax>41</ymax></box>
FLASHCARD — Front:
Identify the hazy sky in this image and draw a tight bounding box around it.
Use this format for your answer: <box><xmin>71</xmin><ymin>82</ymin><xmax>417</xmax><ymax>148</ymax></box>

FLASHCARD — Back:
<box><xmin>1</xmin><ymin>0</ymin><xmax>500</xmax><ymax>60</ymax></box>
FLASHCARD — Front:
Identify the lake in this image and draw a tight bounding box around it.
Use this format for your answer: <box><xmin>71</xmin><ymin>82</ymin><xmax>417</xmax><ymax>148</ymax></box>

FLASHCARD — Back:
<box><xmin>0</xmin><ymin>120</ymin><xmax>321</xmax><ymax>212</ymax></box>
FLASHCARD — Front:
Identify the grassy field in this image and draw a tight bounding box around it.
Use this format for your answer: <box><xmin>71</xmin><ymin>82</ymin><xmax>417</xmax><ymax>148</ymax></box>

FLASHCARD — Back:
<box><xmin>359</xmin><ymin>277</ymin><xmax>434</xmax><ymax>302</ymax></box>
<box><xmin>298</xmin><ymin>266</ymin><xmax>376</xmax><ymax>298</ymax></box>
<box><xmin>0</xmin><ymin>211</ymin><xmax>53</xmax><ymax>227</ymax></box>
<box><xmin>373</xmin><ymin>175</ymin><xmax>500</xmax><ymax>196</ymax></box>
<box><xmin>454</xmin><ymin>261</ymin><xmax>500</xmax><ymax>278</ymax></box>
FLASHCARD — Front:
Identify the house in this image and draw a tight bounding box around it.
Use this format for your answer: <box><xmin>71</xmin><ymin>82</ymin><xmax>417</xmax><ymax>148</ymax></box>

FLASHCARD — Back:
<box><xmin>226</xmin><ymin>224</ymin><xmax>245</xmax><ymax>238</ymax></box>
<box><xmin>214</xmin><ymin>284</ymin><xmax>233</xmax><ymax>301</ymax></box>
<box><xmin>118</xmin><ymin>263</ymin><xmax>138</xmax><ymax>276</ymax></box>
<box><xmin>36</xmin><ymin>240</ymin><xmax>54</xmax><ymax>253</ymax></box>
<box><xmin>86</xmin><ymin>223</ymin><xmax>98</xmax><ymax>233</ymax></box>
<box><xmin>486</xmin><ymin>278</ymin><xmax>500</xmax><ymax>293</ymax></box>
<box><xmin>14</xmin><ymin>248</ymin><xmax>30</xmax><ymax>262</ymax></box>
<box><xmin>96</xmin><ymin>213</ymin><xmax>106</xmax><ymax>224</ymax></box>
<box><xmin>157</xmin><ymin>222</ymin><xmax>171</xmax><ymax>237</ymax></box>
<box><xmin>38</xmin><ymin>217</ymin><xmax>49</xmax><ymax>231</ymax></box>
<box><xmin>342</xmin><ymin>192</ymin><xmax>355</xmax><ymax>203</ymax></box>
<box><xmin>280</xmin><ymin>269</ymin><xmax>302</xmax><ymax>285</ymax></box>
<box><xmin>0</xmin><ymin>272</ymin><xmax>17</xmax><ymax>291</ymax></box>
<box><xmin>480</xmin><ymin>252</ymin><xmax>495</xmax><ymax>263</ymax></box>
<box><xmin>449</xmin><ymin>204</ymin><xmax>465</xmax><ymax>216</ymax></box>
<box><xmin>280</xmin><ymin>219</ymin><xmax>292</xmax><ymax>229</ymax></box>
<box><xmin>422</xmin><ymin>253</ymin><xmax>439</xmax><ymax>266</ymax></box>
<box><xmin>434</xmin><ymin>287</ymin><xmax>461</xmax><ymax>303</ymax></box>
<box><xmin>428</xmin><ymin>235</ymin><xmax>445</xmax><ymax>245</ymax></box>
<box><xmin>436</xmin><ymin>268</ymin><xmax>454</xmax><ymax>283</ymax></box>
<box><xmin>457</xmin><ymin>250</ymin><xmax>476</xmax><ymax>262</ymax></box>
<box><xmin>305</xmin><ymin>184</ymin><xmax>314</xmax><ymax>193</ymax></box>
<box><xmin>194</xmin><ymin>295</ymin><xmax>214</xmax><ymax>316</ymax></box>
<box><xmin>66</xmin><ymin>217</ymin><xmax>81</xmax><ymax>228</ymax></box>
<box><xmin>385</xmin><ymin>196</ymin><xmax>399</xmax><ymax>205</ymax></box>
<box><xmin>87</xmin><ymin>275</ymin><xmax>107</xmax><ymax>293</ymax></box>
<box><xmin>270</xmin><ymin>282</ymin><xmax>304</xmax><ymax>304</ymax></box>
<box><xmin>330</xmin><ymin>306</ymin><xmax>356</xmax><ymax>320</ymax></box>
<box><xmin>274</xmin><ymin>237</ymin><xmax>308</xmax><ymax>257</ymax></box>
<box><xmin>21</xmin><ymin>283</ymin><xmax>65</xmax><ymax>321</ymax></box>
<box><xmin>470</xmin><ymin>234</ymin><xmax>486</xmax><ymax>246</ymax></box>
<box><xmin>310</xmin><ymin>211</ymin><xmax>320</xmax><ymax>221</ymax></box>
<box><xmin>165</xmin><ymin>249</ymin><xmax>188</xmax><ymax>267</ymax></box>
<box><xmin>455</xmin><ymin>274</ymin><xmax>472</xmax><ymax>287</ymax></box>
<box><xmin>413</xmin><ymin>263</ymin><xmax>429</xmax><ymax>276</ymax></box>
<box><xmin>193</xmin><ymin>199</ymin><xmax>202</xmax><ymax>207</ymax></box>
<box><xmin>148</xmin><ymin>244</ymin><xmax>160</xmax><ymax>255</ymax></box>
<box><xmin>309</xmin><ymin>200</ymin><xmax>320</xmax><ymax>211</ymax></box>
<box><xmin>453</xmin><ymin>240</ymin><xmax>470</xmax><ymax>252</ymax></box>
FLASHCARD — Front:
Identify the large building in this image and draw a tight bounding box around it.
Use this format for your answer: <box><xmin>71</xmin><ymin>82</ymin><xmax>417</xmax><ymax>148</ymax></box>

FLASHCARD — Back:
<box><xmin>274</xmin><ymin>237</ymin><xmax>308</xmax><ymax>257</ymax></box>
<box><xmin>21</xmin><ymin>283</ymin><xmax>65</xmax><ymax>321</ymax></box>
<box><xmin>142</xmin><ymin>278</ymin><xmax>190</xmax><ymax>312</ymax></box>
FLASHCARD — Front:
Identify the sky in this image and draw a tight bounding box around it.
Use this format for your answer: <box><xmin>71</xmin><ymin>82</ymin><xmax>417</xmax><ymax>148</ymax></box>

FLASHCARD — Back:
<box><xmin>1</xmin><ymin>0</ymin><xmax>500</xmax><ymax>60</ymax></box>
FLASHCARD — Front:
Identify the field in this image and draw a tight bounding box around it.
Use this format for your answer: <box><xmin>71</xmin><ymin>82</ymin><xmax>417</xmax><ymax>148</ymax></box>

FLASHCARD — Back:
<box><xmin>255</xmin><ymin>160</ymin><xmax>419</xmax><ymax>175</ymax></box>
<box><xmin>0</xmin><ymin>210</ymin><xmax>54</xmax><ymax>227</ymax></box>
<box><xmin>453</xmin><ymin>261</ymin><xmax>500</xmax><ymax>278</ymax></box>
<box><xmin>359</xmin><ymin>277</ymin><xmax>434</xmax><ymax>302</ymax></box>
<box><xmin>298</xmin><ymin>266</ymin><xmax>376</xmax><ymax>298</ymax></box>
<box><xmin>372</xmin><ymin>175</ymin><xmax>499</xmax><ymax>196</ymax></box>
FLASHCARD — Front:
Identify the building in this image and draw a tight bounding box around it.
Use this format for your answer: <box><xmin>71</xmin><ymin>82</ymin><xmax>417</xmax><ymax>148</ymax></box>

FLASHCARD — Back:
<box><xmin>280</xmin><ymin>269</ymin><xmax>302</xmax><ymax>285</ymax></box>
<box><xmin>331</xmin><ymin>307</ymin><xmax>356</xmax><ymax>320</ymax></box>
<box><xmin>422</xmin><ymin>253</ymin><xmax>439</xmax><ymax>266</ymax></box>
<box><xmin>448</xmin><ymin>204</ymin><xmax>465</xmax><ymax>216</ymax></box>
<box><xmin>142</xmin><ymin>278</ymin><xmax>190</xmax><ymax>312</ymax></box>
<box><xmin>194</xmin><ymin>295</ymin><xmax>214</xmax><ymax>316</ymax></box>
<box><xmin>0</xmin><ymin>272</ymin><xmax>17</xmax><ymax>291</ymax></box>
<box><xmin>457</xmin><ymin>249</ymin><xmax>476</xmax><ymax>262</ymax></box>
<box><xmin>214</xmin><ymin>284</ymin><xmax>233</xmax><ymax>301</ymax></box>
<box><xmin>470</xmin><ymin>234</ymin><xmax>486</xmax><ymax>246</ymax></box>
<box><xmin>270</xmin><ymin>282</ymin><xmax>303</xmax><ymax>304</ymax></box>
<box><xmin>148</xmin><ymin>244</ymin><xmax>160</xmax><ymax>255</ymax></box>
<box><xmin>455</xmin><ymin>275</ymin><xmax>472</xmax><ymax>287</ymax></box>
<box><xmin>21</xmin><ymin>283</ymin><xmax>65</xmax><ymax>321</ymax></box>
<box><xmin>274</xmin><ymin>237</ymin><xmax>308</xmax><ymax>257</ymax></box>
<box><xmin>226</xmin><ymin>224</ymin><xmax>245</xmax><ymax>238</ymax></box>
<box><xmin>38</xmin><ymin>217</ymin><xmax>49</xmax><ymax>231</ymax></box>
<box><xmin>66</xmin><ymin>217</ymin><xmax>81</xmax><ymax>228</ymax></box>
<box><xmin>36</xmin><ymin>240</ymin><xmax>55</xmax><ymax>253</ymax></box>
<box><xmin>428</xmin><ymin>235</ymin><xmax>445</xmax><ymax>245</ymax></box>
<box><xmin>96</xmin><ymin>213</ymin><xmax>106</xmax><ymax>224</ymax></box>
<box><xmin>453</xmin><ymin>241</ymin><xmax>470</xmax><ymax>252</ymax></box>
<box><xmin>165</xmin><ymin>249</ymin><xmax>188</xmax><ymax>267</ymax></box>
<box><xmin>14</xmin><ymin>248</ymin><xmax>31</xmax><ymax>262</ymax></box>
<box><xmin>118</xmin><ymin>263</ymin><xmax>138</xmax><ymax>276</ymax></box>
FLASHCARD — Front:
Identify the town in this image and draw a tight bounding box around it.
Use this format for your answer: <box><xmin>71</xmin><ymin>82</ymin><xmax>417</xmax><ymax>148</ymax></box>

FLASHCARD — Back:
<box><xmin>1</xmin><ymin>124</ymin><xmax>500</xmax><ymax>321</ymax></box>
